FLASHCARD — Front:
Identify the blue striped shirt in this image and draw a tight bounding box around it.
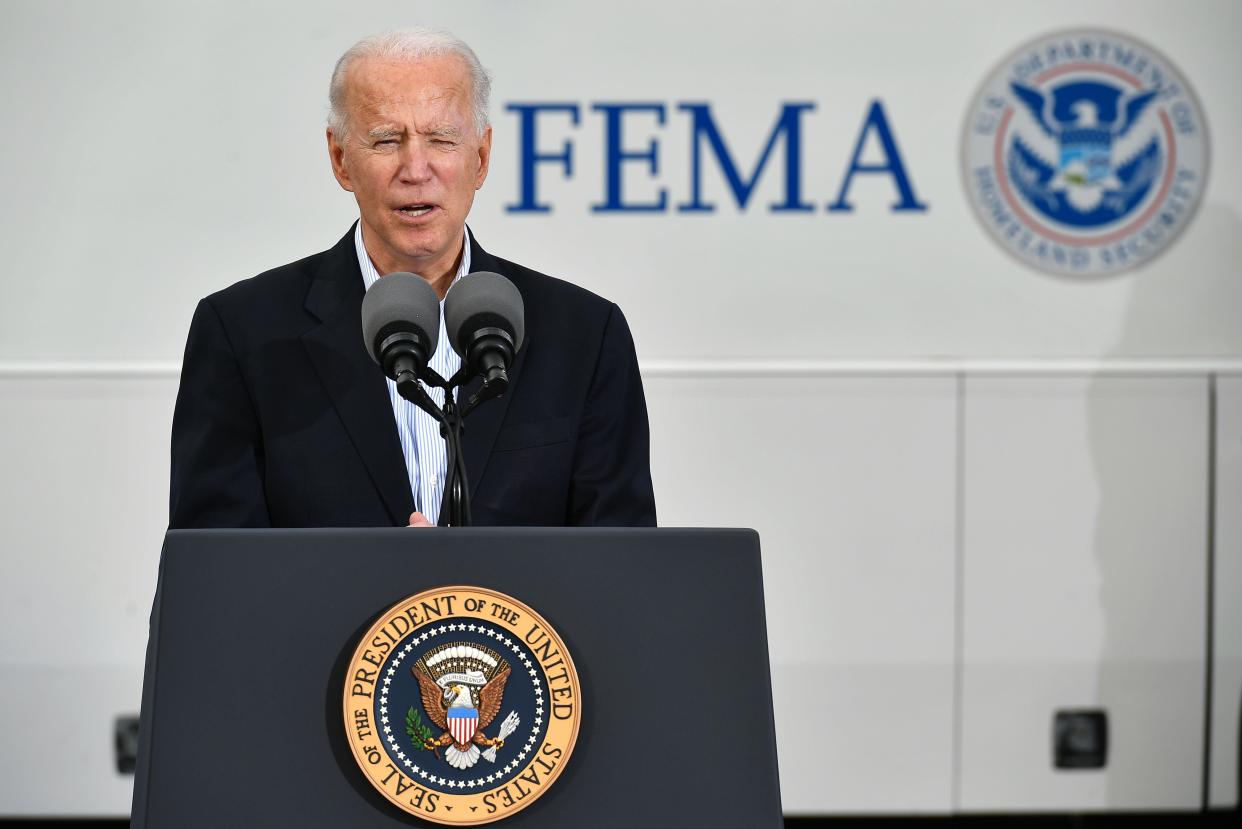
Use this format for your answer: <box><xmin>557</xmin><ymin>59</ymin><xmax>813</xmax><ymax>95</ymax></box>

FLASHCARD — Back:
<box><xmin>355</xmin><ymin>221</ymin><xmax>469</xmax><ymax>525</ymax></box>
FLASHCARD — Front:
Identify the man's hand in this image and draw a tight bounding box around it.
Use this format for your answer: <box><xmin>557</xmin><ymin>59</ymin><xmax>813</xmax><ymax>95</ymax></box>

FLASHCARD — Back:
<box><xmin>408</xmin><ymin>511</ymin><xmax>433</xmax><ymax>527</ymax></box>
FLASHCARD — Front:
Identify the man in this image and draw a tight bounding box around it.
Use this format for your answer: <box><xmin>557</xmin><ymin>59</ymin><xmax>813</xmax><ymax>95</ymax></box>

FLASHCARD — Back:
<box><xmin>169</xmin><ymin>28</ymin><xmax>656</xmax><ymax>528</ymax></box>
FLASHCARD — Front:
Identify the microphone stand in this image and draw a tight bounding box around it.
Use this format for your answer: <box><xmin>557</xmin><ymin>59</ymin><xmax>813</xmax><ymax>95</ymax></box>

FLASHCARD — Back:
<box><xmin>393</xmin><ymin>366</ymin><xmax>475</xmax><ymax>527</ymax></box>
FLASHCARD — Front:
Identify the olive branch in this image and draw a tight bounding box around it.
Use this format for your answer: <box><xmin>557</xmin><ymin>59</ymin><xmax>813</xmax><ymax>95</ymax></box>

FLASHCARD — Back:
<box><xmin>406</xmin><ymin>707</ymin><xmax>437</xmax><ymax>755</ymax></box>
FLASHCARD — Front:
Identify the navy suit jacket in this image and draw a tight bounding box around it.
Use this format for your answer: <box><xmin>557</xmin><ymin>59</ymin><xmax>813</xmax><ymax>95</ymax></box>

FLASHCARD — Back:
<box><xmin>169</xmin><ymin>227</ymin><xmax>657</xmax><ymax>528</ymax></box>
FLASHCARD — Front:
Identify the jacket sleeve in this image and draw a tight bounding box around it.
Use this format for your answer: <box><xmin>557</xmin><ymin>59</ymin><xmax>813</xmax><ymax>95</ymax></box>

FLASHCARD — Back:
<box><xmin>168</xmin><ymin>297</ymin><xmax>272</xmax><ymax>528</ymax></box>
<box><xmin>566</xmin><ymin>303</ymin><xmax>657</xmax><ymax>527</ymax></box>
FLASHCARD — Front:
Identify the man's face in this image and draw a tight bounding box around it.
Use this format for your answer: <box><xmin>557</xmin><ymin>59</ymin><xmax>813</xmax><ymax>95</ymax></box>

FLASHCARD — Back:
<box><xmin>328</xmin><ymin>54</ymin><xmax>491</xmax><ymax>279</ymax></box>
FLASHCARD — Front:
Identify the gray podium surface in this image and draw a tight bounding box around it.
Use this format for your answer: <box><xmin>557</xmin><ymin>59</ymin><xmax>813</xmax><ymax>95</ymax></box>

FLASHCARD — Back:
<box><xmin>132</xmin><ymin>527</ymin><xmax>782</xmax><ymax>827</ymax></box>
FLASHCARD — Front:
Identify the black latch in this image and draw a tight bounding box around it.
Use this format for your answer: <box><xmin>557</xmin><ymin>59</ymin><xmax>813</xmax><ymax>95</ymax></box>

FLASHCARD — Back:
<box><xmin>1053</xmin><ymin>708</ymin><xmax>1107</xmax><ymax>769</ymax></box>
<box><xmin>115</xmin><ymin>714</ymin><xmax>140</xmax><ymax>774</ymax></box>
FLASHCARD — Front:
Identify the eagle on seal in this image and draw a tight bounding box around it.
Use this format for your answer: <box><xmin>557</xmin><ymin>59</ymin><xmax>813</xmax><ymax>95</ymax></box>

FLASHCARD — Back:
<box><xmin>414</xmin><ymin>662</ymin><xmax>513</xmax><ymax>770</ymax></box>
<box><xmin>1007</xmin><ymin>79</ymin><xmax>1161</xmax><ymax>217</ymax></box>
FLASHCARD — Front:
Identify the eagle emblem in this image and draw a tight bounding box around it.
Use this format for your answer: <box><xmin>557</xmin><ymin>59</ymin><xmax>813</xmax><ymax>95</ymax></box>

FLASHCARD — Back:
<box><xmin>411</xmin><ymin>643</ymin><xmax>521</xmax><ymax>770</ymax></box>
<box><xmin>961</xmin><ymin>29</ymin><xmax>1208</xmax><ymax>276</ymax></box>
<box><xmin>345</xmin><ymin>586</ymin><xmax>582</xmax><ymax>824</ymax></box>
<box><xmin>1007</xmin><ymin>78</ymin><xmax>1162</xmax><ymax>225</ymax></box>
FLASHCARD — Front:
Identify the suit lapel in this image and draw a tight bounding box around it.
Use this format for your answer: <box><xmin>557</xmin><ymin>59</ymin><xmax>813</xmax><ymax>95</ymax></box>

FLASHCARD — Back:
<box><xmin>437</xmin><ymin>233</ymin><xmax>529</xmax><ymax>524</ymax></box>
<box><xmin>301</xmin><ymin>228</ymin><xmax>415</xmax><ymax>526</ymax></box>
<box><xmin>459</xmin><ymin>336</ymin><xmax>528</xmax><ymax>498</ymax></box>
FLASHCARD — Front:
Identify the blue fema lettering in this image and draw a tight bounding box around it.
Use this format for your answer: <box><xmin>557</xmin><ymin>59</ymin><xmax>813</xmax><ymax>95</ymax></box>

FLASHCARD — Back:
<box><xmin>827</xmin><ymin>100</ymin><xmax>929</xmax><ymax>213</ymax></box>
<box><xmin>505</xmin><ymin>103</ymin><xmax>581</xmax><ymax>213</ymax></box>
<box><xmin>504</xmin><ymin>100</ymin><xmax>926</xmax><ymax>214</ymax></box>
<box><xmin>675</xmin><ymin>101</ymin><xmax>815</xmax><ymax>213</ymax></box>
<box><xmin>592</xmin><ymin>103</ymin><xmax>668</xmax><ymax>213</ymax></box>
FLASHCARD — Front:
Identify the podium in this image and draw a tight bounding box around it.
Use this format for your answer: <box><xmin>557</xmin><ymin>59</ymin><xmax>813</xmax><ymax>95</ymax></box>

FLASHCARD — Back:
<box><xmin>131</xmin><ymin>528</ymin><xmax>782</xmax><ymax>827</ymax></box>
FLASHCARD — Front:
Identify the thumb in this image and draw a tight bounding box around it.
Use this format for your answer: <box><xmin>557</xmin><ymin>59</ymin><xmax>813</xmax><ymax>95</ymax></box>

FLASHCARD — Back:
<box><xmin>408</xmin><ymin>511</ymin><xmax>433</xmax><ymax>528</ymax></box>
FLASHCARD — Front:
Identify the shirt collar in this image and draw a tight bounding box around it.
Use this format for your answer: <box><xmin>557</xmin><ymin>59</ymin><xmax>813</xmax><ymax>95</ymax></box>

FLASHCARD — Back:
<box><xmin>355</xmin><ymin>221</ymin><xmax>472</xmax><ymax>300</ymax></box>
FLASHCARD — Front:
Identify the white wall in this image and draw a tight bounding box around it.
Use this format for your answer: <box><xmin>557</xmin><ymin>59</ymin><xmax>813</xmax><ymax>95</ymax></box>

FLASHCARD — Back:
<box><xmin>0</xmin><ymin>374</ymin><xmax>171</xmax><ymax>814</ymax></box>
<box><xmin>1</xmin><ymin>1</ymin><xmax>1241</xmax><ymax>363</ymax></box>
<box><xmin>2</xmin><ymin>367</ymin><xmax>1233</xmax><ymax>815</ymax></box>
<box><xmin>1212</xmin><ymin>375</ymin><xmax>1242</xmax><ymax>809</ymax></box>
<box><xmin>1</xmin><ymin>0</ymin><xmax>1239</xmax><ymax>817</ymax></box>
<box><xmin>960</xmin><ymin>375</ymin><xmax>1209</xmax><ymax>811</ymax></box>
<box><xmin>648</xmin><ymin>374</ymin><xmax>958</xmax><ymax>812</ymax></box>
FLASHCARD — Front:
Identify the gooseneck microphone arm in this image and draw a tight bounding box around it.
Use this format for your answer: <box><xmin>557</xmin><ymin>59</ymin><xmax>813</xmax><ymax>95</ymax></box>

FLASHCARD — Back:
<box><xmin>378</xmin><ymin>331</ymin><xmax>440</xmax><ymax>419</ymax></box>
<box><xmin>459</xmin><ymin>327</ymin><xmax>515</xmax><ymax>418</ymax></box>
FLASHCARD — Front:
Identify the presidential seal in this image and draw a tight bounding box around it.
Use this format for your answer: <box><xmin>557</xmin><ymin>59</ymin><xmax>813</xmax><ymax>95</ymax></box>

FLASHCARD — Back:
<box><xmin>343</xmin><ymin>586</ymin><xmax>581</xmax><ymax>824</ymax></box>
<box><xmin>962</xmin><ymin>29</ymin><xmax>1208</xmax><ymax>276</ymax></box>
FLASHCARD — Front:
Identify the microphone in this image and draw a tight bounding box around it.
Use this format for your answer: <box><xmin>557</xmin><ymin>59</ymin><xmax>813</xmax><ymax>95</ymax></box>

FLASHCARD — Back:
<box><xmin>444</xmin><ymin>272</ymin><xmax>525</xmax><ymax>398</ymax></box>
<box><xmin>361</xmin><ymin>272</ymin><xmax>441</xmax><ymax>399</ymax></box>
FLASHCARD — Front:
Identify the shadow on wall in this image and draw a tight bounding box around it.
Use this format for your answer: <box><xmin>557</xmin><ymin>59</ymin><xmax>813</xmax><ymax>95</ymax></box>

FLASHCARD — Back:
<box><xmin>1089</xmin><ymin>204</ymin><xmax>1242</xmax><ymax>808</ymax></box>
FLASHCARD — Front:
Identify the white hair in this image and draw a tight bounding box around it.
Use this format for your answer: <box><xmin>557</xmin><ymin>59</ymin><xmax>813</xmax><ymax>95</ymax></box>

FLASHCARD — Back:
<box><xmin>328</xmin><ymin>27</ymin><xmax>492</xmax><ymax>140</ymax></box>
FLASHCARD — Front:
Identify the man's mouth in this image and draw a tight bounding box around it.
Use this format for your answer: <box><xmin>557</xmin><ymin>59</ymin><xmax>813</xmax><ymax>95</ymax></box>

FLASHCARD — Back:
<box><xmin>396</xmin><ymin>203</ymin><xmax>435</xmax><ymax>218</ymax></box>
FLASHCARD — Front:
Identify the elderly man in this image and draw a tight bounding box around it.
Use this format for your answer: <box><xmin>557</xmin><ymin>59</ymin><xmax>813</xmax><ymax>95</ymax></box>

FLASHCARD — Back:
<box><xmin>169</xmin><ymin>28</ymin><xmax>656</xmax><ymax>528</ymax></box>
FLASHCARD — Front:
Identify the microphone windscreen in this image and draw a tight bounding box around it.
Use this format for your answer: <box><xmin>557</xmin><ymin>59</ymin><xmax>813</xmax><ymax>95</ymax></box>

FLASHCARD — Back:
<box><xmin>444</xmin><ymin>271</ymin><xmax>525</xmax><ymax>359</ymax></box>
<box><xmin>360</xmin><ymin>272</ymin><xmax>441</xmax><ymax>364</ymax></box>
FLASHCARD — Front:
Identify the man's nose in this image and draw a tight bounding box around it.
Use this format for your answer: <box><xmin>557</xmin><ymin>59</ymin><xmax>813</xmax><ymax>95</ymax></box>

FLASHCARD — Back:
<box><xmin>397</xmin><ymin>141</ymin><xmax>434</xmax><ymax>184</ymax></box>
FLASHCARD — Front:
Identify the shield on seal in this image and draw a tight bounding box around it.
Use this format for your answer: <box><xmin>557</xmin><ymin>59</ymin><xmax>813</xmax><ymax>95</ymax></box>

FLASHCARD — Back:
<box><xmin>1060</xmin><ymin>139</ymin><xmax>1112</xmax><ymax>185</ymax></box>
<box><xmin>447</xmin><ymin>707</ymin><xmax>478</xmax><ymax>746</ymax></box>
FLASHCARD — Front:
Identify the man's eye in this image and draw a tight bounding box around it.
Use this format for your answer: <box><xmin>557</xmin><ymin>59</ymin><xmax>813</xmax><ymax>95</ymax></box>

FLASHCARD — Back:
<box><xmin>375</xmin><ymin>139</ymin><xmax>398</xmax><ymax>147</ymax></box>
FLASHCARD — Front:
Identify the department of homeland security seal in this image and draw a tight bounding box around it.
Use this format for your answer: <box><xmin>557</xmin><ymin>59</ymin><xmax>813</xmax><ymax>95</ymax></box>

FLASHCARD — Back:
<box><xmin>343</xmin><ymin>586</ymin><xmax>581</xmax><ymax>824</ymax></box>
<box><xmin>962</xmin><ymin>29</ymin><xmax>1208</xmax><ymax>276</ymax></box>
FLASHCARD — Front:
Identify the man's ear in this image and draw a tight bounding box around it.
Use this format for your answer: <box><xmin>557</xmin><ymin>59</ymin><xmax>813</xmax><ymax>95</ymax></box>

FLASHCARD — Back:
<box><xmin>327</xmin><ymin>128</ymin><xmax>354</xmax><ymax>192</ymax></box>
<box><xmin>474</xmin><ymin>126</ymin><xmax>492</xmax><ymax>190</ymax></box>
